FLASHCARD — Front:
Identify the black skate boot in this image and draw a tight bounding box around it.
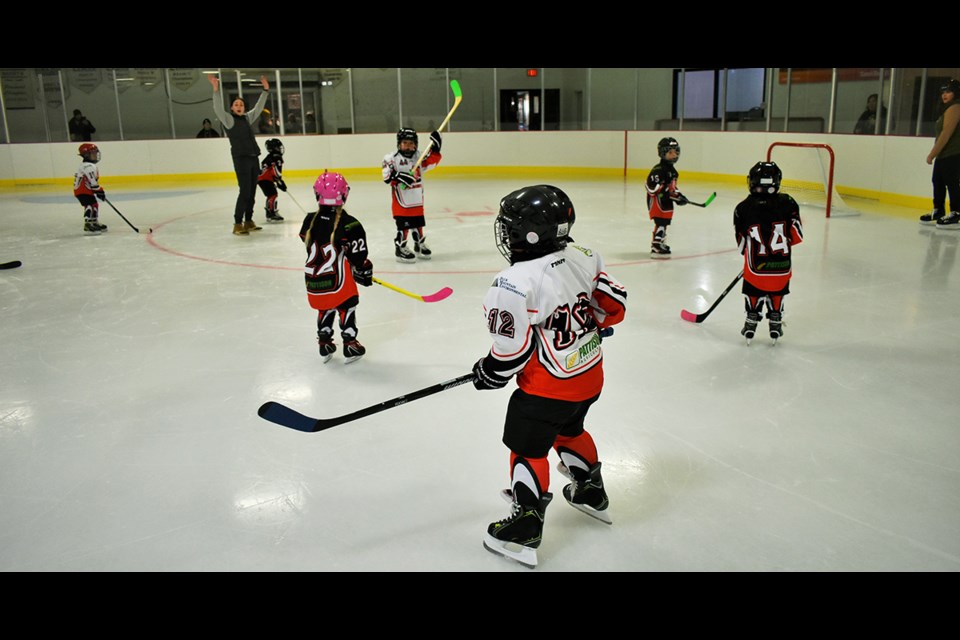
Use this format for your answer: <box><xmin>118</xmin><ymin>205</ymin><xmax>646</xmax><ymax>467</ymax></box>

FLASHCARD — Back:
<box><xmin>742</xmin><ymin>311</ymin><xmax>762</xmax><ymax>345</ymax></box>
<box><xmin>483</xmin><ymin>491</ymin><xmax>553</xmax><ymax>569</ymax></box>
<box><xmin>557</xmin><ymin>461</ymin><xmax>612</xmax><ymax>524</ymax></box>
<box><xmin>650</xmin><ymin>242</ymin><xmax>671</xmax><ymax>259</ymax></box>
<box><xmin>767</xmin><ymin>310</ymin><xmax>783</xmax><ymax>343</ymax></box>
<box><xmin>920</xmin><ymin>209</ymin><xmax>944</xmax><ymax>226</ymax></box>
<box><xmin>318</xmin><ymin>335</ymin><xmax>336</xmax><ymax>363</ymax></box>
<box><xmin>343</xmin><ymin>339</ymin><xmax>366</xmax><ymax>364</ymax></box>
<box><xmin>395</xmin><ymin>242</ymin><xmax>416</xmax><ymax>263</ymax></box>
<box><xmin>936</xmin><ymin>211</ymin><xmax>960</xmax><ymax>229</ymax></box>
<box><xmin>413</xmin><ymin>233</ymin><xmax>432</xmax><ymax>260</ymax></box>
<box><xmin>266</xmin><ymin>212</ymin><xmax>285</xmax><ymax>223</ymax></box>
<box><xmin>84</xmin><ymin>220</ymin><xmax>103</xmax><ymax>235</ymax></box>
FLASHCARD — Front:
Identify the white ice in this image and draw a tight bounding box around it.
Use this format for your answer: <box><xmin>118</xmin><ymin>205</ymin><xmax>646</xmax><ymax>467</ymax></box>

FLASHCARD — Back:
<box><xmin>1</xmin><ymin>175</ymin><xmax>958</xmax><ymax>572</ymax></box>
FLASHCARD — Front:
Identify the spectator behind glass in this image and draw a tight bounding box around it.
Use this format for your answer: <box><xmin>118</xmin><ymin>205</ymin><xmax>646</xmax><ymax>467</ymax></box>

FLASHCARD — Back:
<box><xmin>854</xmin><ymin>94</ymin><xmax>888</xmax><ymax>135</ymax></box>
<box><xmin>69</xmin><ymin>109</ymin><xmax>96</xmax><ymax>142</ymax></box>
<box><xmin>197</xmin><ymin>118</ymin><xmax>220</xmax><ymax>138</ymax></box>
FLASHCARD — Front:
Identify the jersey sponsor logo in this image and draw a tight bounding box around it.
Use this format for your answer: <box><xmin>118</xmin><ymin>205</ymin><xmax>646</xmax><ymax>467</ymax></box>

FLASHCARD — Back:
<box><xmin>550</xmin><ymin>258</ymin><xmax>566</xmax><ymax>268</ymax></box>
<box><xmin>570</xmin><ymin>245</ymin><xmax>593</xmax><ymax>258</ymax></box>
<box><xmin>564</xmin><ymin>332</ymin><xmax>601</xmax><ymax>369</ymax></box>
<box><xmin>496</xmin><ymin>277</ymin><xmax>526</xmax><ymax>298</ymax></box>
<box><xmin>756</xmin><ymin>259</ymin><xmax>790</xmax><ymax>270</ymax></box>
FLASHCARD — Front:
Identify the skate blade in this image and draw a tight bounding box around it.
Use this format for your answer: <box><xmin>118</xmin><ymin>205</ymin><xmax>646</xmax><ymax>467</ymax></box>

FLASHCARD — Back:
<box><xmin>650</xmin><ymin>254</ymin><xmax>671</xmax><ymax>260</ymax></box>
<box><xmin>320</xmin><ymin>354</ymin><xmax>333</xmax><ymax>363</ymax></box>
<box><xmin>395</xmin><ymin>257</ymin><xmax>416</xmax><ymax>264</ymax></box>
<box><xmin>344</xmin><ymin>354</ymin><xmax>364</xmax><ymax>365</ymax></box>
<box><xmin>564</xmin><ymin>498</ymin><xmax>613</xmax><ymax>524</ymax></box>
<box><xmin>483</xmin><ymin>535</ymin><xmax>538</xmax><ymax>569</ymax></box>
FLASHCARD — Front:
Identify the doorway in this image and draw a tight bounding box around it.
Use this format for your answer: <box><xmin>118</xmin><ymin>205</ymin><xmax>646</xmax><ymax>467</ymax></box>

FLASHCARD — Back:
<box><xmin>499</xmin><ymin>89</ymin><xmax>560</xmax><ymax>130</ymax></box>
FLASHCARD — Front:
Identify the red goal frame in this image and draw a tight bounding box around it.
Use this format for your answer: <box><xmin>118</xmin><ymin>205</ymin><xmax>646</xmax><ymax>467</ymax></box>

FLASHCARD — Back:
<box><xmin>766</xmin><ymin>142</ymin><xmax>837</xmax><ymax>218</ymax></box>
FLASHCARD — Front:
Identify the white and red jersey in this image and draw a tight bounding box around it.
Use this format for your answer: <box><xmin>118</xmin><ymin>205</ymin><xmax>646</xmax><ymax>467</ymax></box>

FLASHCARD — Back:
<box><xmin>481</xmin><ymin>244</ymin><xmax>627</xmax><ymax>402</ymax></box>
<box><xmin>381</xmin><ymin>149</ymin><xmax>441</xmax><ymax>218</ymax></box>
<box><xmin>73</xmin><ymin>160</ymin><xmax>102</xmax><ymax>197</ymax></box>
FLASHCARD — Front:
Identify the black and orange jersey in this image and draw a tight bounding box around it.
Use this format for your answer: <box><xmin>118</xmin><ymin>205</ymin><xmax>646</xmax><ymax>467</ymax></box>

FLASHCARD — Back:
<box><xmin>299</xmin><ymin>207</ymin><xmax>369</xmax><ymax>310</ymax></box>
<box><xmin>733</xmin><ymin>192</ymin><xmax>804</xmax><ymax>292</ymax></box>
<box><xmin>645</xmin><ymin>161</ymin><xmax>680</xmax><ymax>220</ymax></box>
<box><xmin>258</xmin><ymin>152</ymin><xmax>283</xmax><ymax>184</ymax></box>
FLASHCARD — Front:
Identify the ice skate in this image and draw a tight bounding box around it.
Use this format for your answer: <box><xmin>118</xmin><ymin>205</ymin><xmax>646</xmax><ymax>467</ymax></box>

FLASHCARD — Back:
<box><xmin>84</xmin><ymin>220</ymin><xmax>105</xmax><ymax>235</ymax></box>
<box><xmin>343</xmin><ymin>339</ymin><xmax>366</xmax><ymax>364</ymax></box>
<box><xmin>266</xmin><ymin>213</ymin><xmax>285</xmax><ymax>223</ymax></box>
<box><xmin>414</xmin><ymin>236</ymin><xmax>432</xmax><ymax>260</ymax></box>
<box><xmin>741</xmin><ymin>311</ymin><xmax>761</xmax><ymax>345</ymax></box>
<box><xmin>318</xmin><ymin>337</ymin><xmax>336</xmax><ymax>363</ymax></box>
<box><xmin>395</xmin><ymin>243</ymin><xmax>416</xmax><ymax>263</ymax></box>
<box><xmin>650</xmin><ymin>242</ymin><xmax>671</xmax><ymax>259</ymax></box>
<box><xmin>767</xmin><ymin>310</ymin><xmax>783</xmax><ymax>344</ymax></box>
<box><xmin>936</xmin><ymin>211</ymin><xmax>960</xmax><ymax>229</ymax></box>
<box><xmin>919</xmin><ymin>210</ymin><xmax>945</xmax><ymax>226</ymax></box>
<box><xmin>557</xmin><ymin>461</ymin><xmax>612</xmax><ymax>524</ymax></box>
<box><xmin>233</xmin><ymin>223</ymin><xmax>249</xmax><ymax>236</ymax></box>
<box><xmin>483</xmin><ymin>491</ymin><xmax>552</xmax><ymax>569</ymax></box>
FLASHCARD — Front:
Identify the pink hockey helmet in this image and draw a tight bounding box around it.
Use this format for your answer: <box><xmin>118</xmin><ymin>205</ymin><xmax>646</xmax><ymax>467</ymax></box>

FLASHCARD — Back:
<box><xmin>313</xmin><ymin>170</ymin><xmax>350</xmax><ymax>206</ymax></box>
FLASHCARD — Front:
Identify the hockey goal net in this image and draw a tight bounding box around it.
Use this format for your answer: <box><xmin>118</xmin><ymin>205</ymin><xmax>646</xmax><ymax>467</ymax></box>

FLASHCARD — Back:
<box><xmin>766</xmin><ymin>142</ymin><xmax>859</xmax><ymax>218</ymax></box>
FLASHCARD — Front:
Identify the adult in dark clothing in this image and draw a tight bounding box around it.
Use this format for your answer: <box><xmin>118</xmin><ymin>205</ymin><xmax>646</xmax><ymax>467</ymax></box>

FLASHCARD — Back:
<box><xmin>853</xmin><ymin>94</ymin><xmax>887</xmax><ymax>135</ymax></box>
<box><xmin>196</xmin><ymin>118</ymin><xmax>220</xmax><ymax>138</ymax></box>
<box><xmin>208</xmin><ymin>73</ymin><xmax>270</xmax><ymax>236</ymax></box>
<box><xmin>69</xmin><ymin>109</ymin><xmax>96</xmax><ymax>142</ymax></box>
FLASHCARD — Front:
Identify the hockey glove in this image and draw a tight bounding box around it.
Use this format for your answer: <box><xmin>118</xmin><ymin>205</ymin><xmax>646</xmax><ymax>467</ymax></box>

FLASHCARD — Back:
<box><xmin>95</xmin><ymin>190</ymin><xmax>106</xmax><ymax>201</ymax></box>
<box><xmin>671</xmin><ymin>192</ymin><xmax>689</xmax><ymax>206</ymax></box>
<box><xmin>472</xmin><ymin>356</ymin><xmax>510</xmax><ymax>391</ymax></box>
<box><xmin>395</xmin><ymin>171</ymin><xmax>416</xmax><ymax>189</ymax></box>
<box><xmin>352</xmin><ymin>259</ymin><xmax>373</xmax><ymax>287</ymax></box>
<box><xmin>430</xmin><ymin>130</ymin><xmax>442</xmax><ymax>153</ymax></box>
<box><xmin>277</xmin><ymin>180</ymin><xmax>288</xmax><ymax>192</ymax></box>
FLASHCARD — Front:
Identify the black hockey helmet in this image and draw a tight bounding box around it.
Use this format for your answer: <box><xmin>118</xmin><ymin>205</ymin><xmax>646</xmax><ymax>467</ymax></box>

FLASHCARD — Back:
<box><xmin>941</xmin><ymin>78</ymin><xmax>960</xmax><ymax>96</ymax></box>
<box><xmin>265</xmin><ymin>138</ymin><xmax>284</xmax><ymax>154</ymax></box>
<box><xmin>397</xmin><ymin>128</ymin><xmax>418</xmax><ymax>158</ymax></box>
<box><xmin>495</xmin><ymin>185</ymin><xmax>575</xmax><ymax>263</ymax></box>
<box><xmin>658</xmin><ymin>136</ymin><xmax>680</xmax><ymax>160</ymax></box>
<box><xmin>748</xmin><ymin>161</ymin><xmax>782</xmax><ymax>195</ymax></box>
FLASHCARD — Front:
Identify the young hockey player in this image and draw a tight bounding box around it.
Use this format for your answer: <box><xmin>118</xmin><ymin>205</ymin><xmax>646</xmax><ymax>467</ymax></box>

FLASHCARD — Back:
<box><xmin>381</xmin><ymin>127</ymin><xmax>442</xmax><ymax>262</ymax></box>
<box><xmin>299</xmin><ymin>171</ymin><xmax>373</xmax><ymax>364</ymax></box>
<box><xmin>733</xmin><ymin>161</ymin><xmax>804</xmax><ymax>345</ymax></box>
<box><xmin>73</xmin><ymin>143</ymin><xmax>108</xmax><ymax>235</ymax></box>
<box><xmin>473</xmin><ymin>184</ymin><xmax>627</xmax><ymax>569</ymax></box>
<box><xmin>645</xmin><ymin>136</ymin><xmax>688</xmax><ymax>258</ymax></box>
<box><xmin>257</xmin><ymin>138</ymin><xmax>287</xmax><ymax>223</ymax></box>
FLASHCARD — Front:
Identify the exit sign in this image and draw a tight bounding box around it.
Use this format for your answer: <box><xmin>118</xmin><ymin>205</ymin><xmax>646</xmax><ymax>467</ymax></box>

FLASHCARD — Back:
<box><xmin>527</xmin><ymin>69</ymin><xmax>538</xmax><ymax>77</ymax></box>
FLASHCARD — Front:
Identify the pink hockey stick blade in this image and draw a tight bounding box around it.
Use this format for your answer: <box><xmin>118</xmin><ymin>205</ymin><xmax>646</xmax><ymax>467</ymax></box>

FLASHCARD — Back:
<box><xmin>421</xmin><ymin>287</ymin><xmax>453</xmax><ymax>303</ymax></box>
<box><xmin>680</xmin><ymin>309</ymin><xmax>699</xmax><ymax>323</ymax></box>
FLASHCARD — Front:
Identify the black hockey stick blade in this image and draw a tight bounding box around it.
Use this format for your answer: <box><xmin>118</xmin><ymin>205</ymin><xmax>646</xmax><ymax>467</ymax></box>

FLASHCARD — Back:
<box><xmin>258</xmin><ymin>372</ymin><xmax>477</xmax><ymax>433</ymax></box>
<box><xmin>680</xmin><ymin>270</ymin><xmax>744</xmax><ymax>323</ymax></box>
<box><xmin>688</xmin><ymin>192</ymin><xmax>717</xmax><ymax>208</ymax></box>
<box><xmin>0</xmin><ymin>260</ymin><xmax>22</xmax><ymax>270</ymax></box>
<box><xmin>103</xmin><ymin>198</ymin><xmax>140</xmax><ymax>233</ymax></box>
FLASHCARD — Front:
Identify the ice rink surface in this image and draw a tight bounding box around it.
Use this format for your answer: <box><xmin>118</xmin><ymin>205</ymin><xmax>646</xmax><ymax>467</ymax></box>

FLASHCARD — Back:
<box><xmin>1</xmin><ymin>173</ymin><xmax>958</xmax><ymax>572</ymax></box>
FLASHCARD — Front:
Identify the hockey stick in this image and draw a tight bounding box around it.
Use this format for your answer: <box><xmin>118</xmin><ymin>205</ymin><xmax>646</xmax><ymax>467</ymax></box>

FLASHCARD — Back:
<box><xmin>284</xmin><ymin>190</ymin><xmax>309</xmax><ymax>214</ymax></box>
<box><xmin>0</xmin><ymin>260</ymin><xmax>22</xmax><ymax>270</ymax></box>
<box><xmin>258</xmin><ymin>372</ymin><xmax>477</xmax><ymax>432</ymax></box>
<box><xmin>680</xmin><ymin>270</ymin><xmax>743</xmax><ymax>323</ymax></box>
<box><xmin>372</xmin><ymin>277</ymin><xmax>453</xmax><ymax>303</ymax></box>
<box><xmin>103</xmin><ymin>197</ymin><xmax>140</xmax><ymax>233</ymax></box>
<box><xmin>687</xmin><ymin>192</ymin><xmax>717</xmax><ymax>208</ymax></box>
<box><xmin>410</xmin><ymin>79</ymin><xmax>463</xmax><ymax>175</ymax></box>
